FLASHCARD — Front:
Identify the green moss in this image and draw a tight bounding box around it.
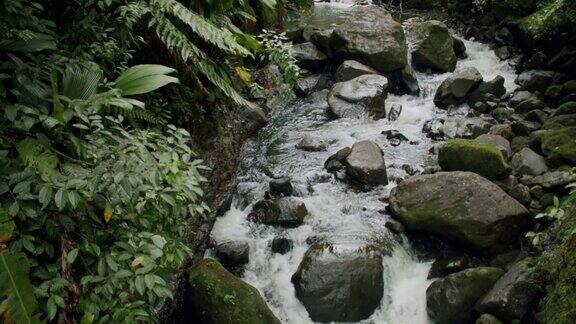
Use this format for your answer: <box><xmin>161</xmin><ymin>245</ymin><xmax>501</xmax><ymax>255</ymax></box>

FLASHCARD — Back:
<box><xmin>543</xmin><ymin>114</ymin><xmax>576</xmax><ymax>130</ymax></box>
<box><xmin>552</xmin><ymin>102</ymin><xmax>576</xmax><ymax>117</ymax></box>
<box><xmin>541</xmin><ymin>127</ymin><xmax>576</xmax><ymax>166</ymax></box>
<box><xmin>511</xmin><ymin>136</ymin><xmax>531</xmax><ymax>153</ymax></box>
<box><xmin>439</xmin><ymin>139</ymin><xmax>510</xmax><ymax>180</ymax></box>
<box><xmin>536</xmin><ymin>205</ymin><xmax>576</xmax><ymax>324</ymax></box>
<box><xmin>518</xmin><ymin>0</ymin><xmax>576</xmax><ymax>42</ymax></box>
<box><xmin>188</xmin><ymin>259</ymin><xmax>280</xmax><ymax>324</ymax></box>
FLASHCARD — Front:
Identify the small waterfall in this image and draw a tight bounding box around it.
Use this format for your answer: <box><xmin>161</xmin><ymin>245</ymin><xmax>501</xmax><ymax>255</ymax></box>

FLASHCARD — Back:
<box><xmin>208</xmin><ymin>3</ymin><xmax>518</xmax><ymax>324</ymax></box>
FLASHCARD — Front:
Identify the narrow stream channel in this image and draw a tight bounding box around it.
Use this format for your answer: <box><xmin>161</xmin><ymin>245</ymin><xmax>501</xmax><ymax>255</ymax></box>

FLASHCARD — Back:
<box><xmin>208</xmin><ymin>2</ymin><xmax>518</xmax><ymax>323</ymax></box>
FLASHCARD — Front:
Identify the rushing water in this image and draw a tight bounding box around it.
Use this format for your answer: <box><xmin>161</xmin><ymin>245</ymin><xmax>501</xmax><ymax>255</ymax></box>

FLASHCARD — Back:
<box><xmin>209</xmin><ymin>3</ymin><xmax>518</xmax><ymax>324</ymax></box>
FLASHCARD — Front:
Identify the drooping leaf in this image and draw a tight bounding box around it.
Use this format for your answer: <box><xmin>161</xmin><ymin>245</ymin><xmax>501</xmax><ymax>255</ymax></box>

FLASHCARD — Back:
<box><xmin>0</xmin><ymin>251</ymin><xmax>41</xmax><ymax>324</ymax></box>
<box><xmin>114</xmin><ymin>65</ymin><xmax>179</xmax><ymax>96</ymax></box>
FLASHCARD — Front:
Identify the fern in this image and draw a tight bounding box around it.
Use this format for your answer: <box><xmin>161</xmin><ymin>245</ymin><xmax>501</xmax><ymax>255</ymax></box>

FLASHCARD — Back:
<box><xmin>150</xmin><ymin>12</ymin><xmax>257</xmax><ymax>108</ymax></box>
<box><xmin>0</xmin><ymin>251</ymin><xmax>41</xmax><ymax>324</ymax></box>
<box><xmin>62</xmin><ymin>62</ymin><xmax>103</xmax><ymax>101</ymax></box>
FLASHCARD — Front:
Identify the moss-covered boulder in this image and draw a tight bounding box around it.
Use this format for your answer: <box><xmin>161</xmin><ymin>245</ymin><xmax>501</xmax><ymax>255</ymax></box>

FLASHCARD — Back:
<box><xmin>541</xmin><ymin>127</ymin><xmax>576</xmax><ymax>166</ymax></box>
<box><xmin>427</xmin><ymin>267</ymin><xmax>505</xmax><ymax>324</ymax></box>
<box><xmin>439</xmin><ymin>139</ymin><xmax>510</xmax><ymax>180</ymax></box>
<box><xmin>542</xmin><ymin>114</ymin><xmax>576</xmax><ymax>130</ymax></box>
<box><xmin>188</xmin><ymin>259</ymin><xmax>280</xmax><ymax>324</ymax></box>
<box><xmin>410</xmin><ymin>20</ymin><xmax>456</xmax><ymax>73</ymax></box>
<box><xmin>388</xmin><ymin>172</ymin><xmax>529</xmax><ymax>254</ymax></box>
<box><xmin>552</xmin><ymin>101</ymin><xmax>576</xmax><ymax>116</ymax></box>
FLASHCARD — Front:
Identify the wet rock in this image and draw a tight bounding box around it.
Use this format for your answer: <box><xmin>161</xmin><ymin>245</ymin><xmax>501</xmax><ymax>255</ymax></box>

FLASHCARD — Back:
<box><xmin>296</xmin><ymin>137</ymin><xmax>327</xmax><ymax>152</ymax></box>
<box><xmin>215</xmin><ymin>241</ymin><xmax>250</xmax><ymax>271</ymax></box>
<box><xmin>494</xmin><ymin>175</ymin><xmax>519</xmax><ymax>192</ymax></box>
<box><xmin>188</xmin><ymin>259</ymin><xmax>280</xmax><ymax>324</ymax></box>
<box><xmin>515</xmin><ymin>70</ymin><xmax>554</xmax><ymax>93</ymax></box>
<box><xmin>387</xmin><ymin>104</ymin><xmax>403</xmax><ymax>121</ymax></box>
<box><xmin>295</xmin><ymin>74</ymin><xmax>329</xmax><ymax>97</ymax></box>
<box><xmin>424</xmin><ymin>117</ymin><xmax>492</xmax><ymax>140</ymax></box>
<box><xmin>389</xmin><ymin>172</ymin><xmax>529</xmax><ymax>253</ymax></box>
<box><xmin>468</xmin><ymin>75</ymin><xmax>506</xmax><ymax>107</ymax></box>
<box><xmin>542</xmin><ymin>114</ymin><xmax>576</xmax><ymax>130</ymax></box>
<box><xmin>476</xmin><ymin>258</ymin><xmax>538</xmax><ymax>322</ymax></box>
<box><xmin>439</xmin><ymin>139</ymin><xmax>510</xmax><ymax>180</ymax></box>
<box><xmin>522</xmin><ymin>171</ymin><xmax>572</xmax><ymax>189</ymax></box>
<box><xmin>475</xmin><ymin>314</ymin><xmax>504</xmax><ymax>324</ymax></box>
<box><xmin>524</xmin><ymin>109</ymin><xmax>548</xmax><ymax>124</ymax></box>
<box><xmin>453</xmin><ymin>36</ymin><xmax>467</xmax><ymax>59</ymax></box>
<box><xmin>382</xmin><ymin>130</ymin><xmax>408</xmax><ymax>142</ymax></box>
<box><xmin>510</xmin><ymin>119</ymin><xmax>540</xmax><ymax>137</ymax></box>
<box><xmin>271</xmin><ymin>237</ymin><xmax>293</xmax><ymax>254</ymax></box>
<box><xmin>508</xmin><ymin>184</ymin><xmax>531</xmax><ymax>205</ymax></box>
<box><xmin>393</xmin><ymin>65</ymin><xmax>420</xmax><ymax>95</ymax></box>
<box><xmin>334</xmin><ymin>60</ymin><xmax>378</xmax><ymax>83</ymax></box>
<box><xmin>529</xmin><ymin>185</ymin><xmax>544</xmax><ymax>199</ymax></box>
<box><xmin>509</xmin><ymin>91</ymin><xmax>534</xmax><ymax>107</ymax></box>
<box><xmin>476</xmin><ymin>134</ymin><xmax>512</xmax><ymax>159</ymax></box>
<box><xmin>327</xmin><ymin>74</ymin><xmax>388</xmax><ymax>119</ymax></box>
<box><xmin>511</xmin><ymin>148</ymin><xmax>548</xmax><ymax>176</ymax></box>
<box><xmin>514</xmin><ymin>96</ymin><xmax>547</xmax><ymax>113</ymax></box>
<box><xmin>292</xmin><ymin>243</ymin><xmax>385</xmax><ymax>322</ymax></box>
<box><xmin>552</xmin><ymin>101</ymin><xmax>576</xmax><ymax>117</ymax></box>
<box><xmin>306</xmin><ymin>28</ymin><xmax>334</xmax><ymax>57</ymax></box>
<box><xmin>240</xmin><ymin>106</ymin><xmax>268</xmax><ymax>136</ymax></box>
<box><xmin>428</xmin><ymin>256</ymin><xmax>475</xmax><ymax>279</ymax></box>
<box><xmin>249</xmin><ymin>197</ymin><xmax>308</xmax><ymax>227</ymax></box>
<box><xmin>495</xmin><ymin>46</ymin><xmax>512</xmax><ymax>60</ymax></box>
<box><xmin>410</xmin><ymin>20</ymin><xmax>456</xmax><ymax>73</ymax></box>
<box><xmin>345</xmin><ymin>140</ymin><xmax>388</xmax><ymax>186</ymax></box>
<box><xmin>292</xmin><ymin>42</ymin><xmax>328</xmax><ymax>71</ymax></box>
<box><xmin>330</xmin><ymin>5</ymin><xmax>407</xmax><ymax>73</ymax></box>
<box><xmin>434</xmin><ymin>67</ymin><xmax>483</xmax><ymax>108</ymax></box>
<box><xmin>490</xmin><ymin>124</ymin><xmax>513</xmax><ymax>140</ymax></box>
<box><xmin>541</xmin><ymin>127</ymin><xmax>576</xmax><ymax>165</ymax></box>
<box><xmin>269</xmin><ymin>177</ymin><xmax>294</xmax><ymax>196</ymax></box>
<box><xmin>524</xmin><ymin>51</ymin><xmax>548</xmax><ymax>70</ymax></box>
<box><xmin>550</xmin><ymin>47</ymin><xmax>576</xmax><ymax>75</ymax></box>
<box><xmin>324</xmin><ymin>147</ymin><xmax>351</xmax><ymax>172</ymax></box>
<box><xmin>427</xmin><ymin>267</ymin><xmax>505</xmax><ymax>324</ymax></box>
<box><xmin>491</xmin><ymin>108</ymin><xmax>513</xmax><ymax>122</ymax></box>
<box><xmin>385</xmin><ymin>219</ymin><xmax>405</xmax><ymax>234</ymax></box>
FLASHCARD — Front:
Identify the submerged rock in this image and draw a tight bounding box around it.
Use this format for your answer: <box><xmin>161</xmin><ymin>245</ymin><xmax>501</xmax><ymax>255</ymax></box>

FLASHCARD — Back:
<box><xmin>387</xmin><ymin>103</ymin><xmax>403</xmax><ymax>121</ymax></box>
<box><xmin>389</xmin><ymin>172</ymin><xmax>529</xmax><ymax>253</ymax></box>
<box><xmin>249</xmin><ymin>197</ymin><xmax>308</xmax><ymax>227</ymax></box>
<box><xmin>438</xmin><ymin>139</ymin><xmax>510</xmax><ymax>180</ymax></box>
<box><xmin>271</xmin><ymin>237</ymin><xmax>293</xmax><ymax>254</ymax></box>
<box><xmin>296</xmin><ymin>137</ymin><xmax>327</xmax><ymax>152</ymax></box>
<box><xmin>427</xmin><ymin>267</ymin><xmax>504</xmax><ymax>324</ymax></box>
<box><xmin>410</xmin><ymin>20</ymin><xmax>457</xmax><ymax>73</ymax></box>
<box><xmin>334</xmin><ymin>60</ymin><xmax>378</xmax><ymax>82</ymax></box>
<box><xmin>292</xmin><ymin>243</ymin><xmax>385</xmax><ymax>322</ymax></box>
<box><xmin>269</xmin><ymin>177</ymin><xmax>294</xmax><ymax>196</ymax></box>
<box><xmin>327</xmin><ymin>74</ymin><xmax>388</xmax><ymax>119</ymax></box>
<box><xmin>344</xmin><ymin>140</ymin><xmax>388</xmax><ymax>186</ymax></box>
<box><xmin>434</xmin><ymin>67</ymin><xmax>483</xmax><ymax>108</ymax></box>
<box><xmin>188</xmin><ymin>259</ymin><xmax>280</xmax><ymax>324</ymax></box>
<box><xmin>330</xmin><ymin>5</ymin><xmax>407</xmax><ymax>73</ymax></box>
<box><xmin>476</xmin><ymin>258</ymin><xmax>538</xmax><ymax>322</ymax></box>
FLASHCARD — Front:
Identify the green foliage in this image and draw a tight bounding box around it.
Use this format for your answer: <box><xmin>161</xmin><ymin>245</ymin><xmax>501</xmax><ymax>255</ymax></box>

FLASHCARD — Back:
<box><xmin>258</xmin><ymin>29</ymin><xmax>301</xmax><ymax>87</ymax></box>
<box><xmin>0</xmin><ymin>251</ymin><xmax>41</xmax><ymax>324</ymax></box>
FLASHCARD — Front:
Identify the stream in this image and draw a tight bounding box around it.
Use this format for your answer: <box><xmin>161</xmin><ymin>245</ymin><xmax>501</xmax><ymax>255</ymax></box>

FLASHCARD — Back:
<box><xmin>208</xmin><ymin>1</ymin><xmax>518</xmax><ymax>323</ymax></box>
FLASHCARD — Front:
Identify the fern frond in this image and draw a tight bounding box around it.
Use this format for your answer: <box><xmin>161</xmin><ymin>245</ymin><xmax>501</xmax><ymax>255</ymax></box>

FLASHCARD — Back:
<box><xmin>151</xmin><ymin>14</ymin><xmax>257</xmax><ymax>108</ymax></box>
<box><xmin>0</xmin><ymin>251</ymin><xmax>41</xmax><ymax>324</ymax></box>
<box><xmin>62</xmin><ymin>62</ymin><xmax>103</xmax><ymax>100</ymax></box>
<box><xmin>150</xmin><ymin>0</ymin><xmax>251</xmax><ymax>57</ymax></box>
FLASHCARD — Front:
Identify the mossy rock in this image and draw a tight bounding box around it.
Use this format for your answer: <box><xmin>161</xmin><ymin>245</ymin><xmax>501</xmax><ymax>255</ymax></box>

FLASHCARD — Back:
<box><xmin>541</xmin><ymin>127</ymin><xmax>576</xmax><ymax>166</ymax></box>
<box><xmin>188</xmin><ymin>259</ymin><xmax>280</xmax><ymax>324</ymax></box>
<box><xmin>439</xmin><ymin>139</ymin><xmax>510</xmax><ymax>180</ymax></box>
<box><xmin>511</xmin><ymin>136</ymin><xmax>531</xmax><ymax>153</ymax></box>
<box><xmin>552</xmin><ymin>102</ymin><xmax>576</xmax><ymax>117</ymax></box>
<box><xmin>542</xmin><ymin>114</ymin><xmax>576</xmax><ymax>130</ymax></box>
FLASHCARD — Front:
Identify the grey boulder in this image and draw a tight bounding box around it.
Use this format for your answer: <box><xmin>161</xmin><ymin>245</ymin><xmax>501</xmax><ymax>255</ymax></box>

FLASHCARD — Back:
<box><xmin>434</xmin><ymin>67</ymin><xmax>483</xmax><ymax>108</ymax></box>
<box><xmin>249</xmin><ymin>197</ymin><xmax>308</xmax><ymax>227</ymax></box>
<box><xmin>410</xmin><ymin>20</ymin><xmax>457</xmax><ymax>73</ymax></box>
<box><xmin>328</xmin><ymin>74</ymin><xmax>388</xmax><ymax>119</ymax></box>
<box><xmin>345</xmin><ymin>140</ymin><xmax>388</xmax><ymax>186</ymax></box>
<box><xmin>292</xmin><ymin>42</ymin><xmax>328</xmax><ymax>71</ymax></box>
<box><xmin>511</xmin><ymin>148</ymin><xmax>548</xmax><ymax>176</ymax></box>
<box><xmin>334</xmin><ymin>60</ymin><xmax>378</xmax><ymax>83</ymax></box>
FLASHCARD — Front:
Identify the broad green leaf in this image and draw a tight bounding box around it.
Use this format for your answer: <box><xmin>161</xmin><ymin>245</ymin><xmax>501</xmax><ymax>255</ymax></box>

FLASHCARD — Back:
<box><xmin>0</xmin><ymin>207</ymin><xmax>15</xmax><ymax>244</ymax></box>
<box><xmin>115</xmin><ymin>65</ymin><xmax>175</xmax><ymax>85</ymax></box>
<box><xmin>54</xmin><ymin>188</ymin><xmax>67</xmax><ymax>211</ymax></box>
<box><xmin>134</xmin><ymin>276</ymin><xmax>145</xmax><ymax>295</ymax></box>
<box><xmin>39</xmin><ymin>186</ymin><xmax>53</xmax><ymax>208</ymax></box>
<box><xmin>0</xmin><ymin>251</ymin><xmax>41</xmax><ymax>324</ymax></box>
<box><xmin>67</xmin><ymin>249</ymin><xmax>79</xmax><ymax>264</ymax></box>
<box><xmin>116</xmin><ymin>75</ymin><xmax>179</xmax><ymax>96</ymax></box>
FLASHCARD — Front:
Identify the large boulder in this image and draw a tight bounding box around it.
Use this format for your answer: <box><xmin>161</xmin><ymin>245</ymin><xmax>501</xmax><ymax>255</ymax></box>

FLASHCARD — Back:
<box><xmin>292</xmin><ymin>42</ymin><xmax>328</xmax><ymax>71</ymax></box>
<box><xmin>327</xmin><ymin>74</ymin><xmax>388</xmax><ymax>119</ymax></box>
<box><xmin>468</xmin><ymin>75</ymin><xmax>507</xmax><ymax>107</ymax></box>
<box><xmin>388</xmin><ymin>172</ymin><xmax>530</xmax><ymax>253</ymax></box>
<box><xmin>330</xmin><ymin>5</ymin><xmax>407</xmax><ymax>73</ymax></box>
<box><xmin>476</xmin><ymin>258</ymin><xmax>539</xmax><ymax>322</ymax></box>
<box><xmin>511</xmin><ymin>148</ymin><xmax>548</xmax><ymax>176</ymax></box>
<box><xmin>427</xmin><ymin>267</ymin><xmax>505</xmax><ymax>324</ymax></box>
<box><xmin>438</xmin><ymin>139</ymin><xmax>510</xmax><ymax>180</ymax></box>
<box><xmin>541</xmin><ymin>127</ymin><xmax>576</xmax><ymax>165</ymax></box>
<box><xmin>188</xmin><ymin>259</ymin><xmax>280</xmax><ymax>324</ymax></box>
<box><xmin>434</xmin><ymin>68</ymin><xmax>483</xmax><ymax>108</ymax></box>
<box><xmin>334</xmin><ymin>60</ymin><xmax>378</xmax><ymax>82</ymax></box>
<box><xmin>292</xmin><ymin>243</ymin><xmax>385</xmax><ymax>322</ymax></box>
<box><xmin>344</xmin><ymin>140</ymin><xmax>388</xmax><ymax>186</ymax></box>
<box><xmin>410</xmin><ymin>20</ymin><xmax>457</xmax><ymax>73</ymax></box>
<box><xmin>515</xmin><ymin>70</ymin><xmax>554</xmax><ymax>93</ymax></box>
<box><xmin>248</xmin><ymin>197</ymin><xmax>308</xmax><ymax>227</ymax></box>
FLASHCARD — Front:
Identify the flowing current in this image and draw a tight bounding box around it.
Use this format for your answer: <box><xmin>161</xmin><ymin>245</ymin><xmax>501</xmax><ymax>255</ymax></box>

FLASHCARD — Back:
<box><xmin>208</xmin><ymin>2</ymin><xmax>518</xmax><ymax>323</ymax></box>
